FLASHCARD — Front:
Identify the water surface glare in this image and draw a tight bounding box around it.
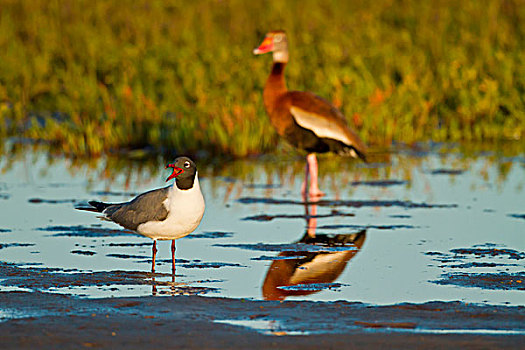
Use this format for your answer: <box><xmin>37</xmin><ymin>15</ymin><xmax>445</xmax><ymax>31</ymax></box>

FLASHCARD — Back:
<box><xmin>0</xmin><ymin>146</ymin><xmax>523</xmax><ymax>305</ymax></box>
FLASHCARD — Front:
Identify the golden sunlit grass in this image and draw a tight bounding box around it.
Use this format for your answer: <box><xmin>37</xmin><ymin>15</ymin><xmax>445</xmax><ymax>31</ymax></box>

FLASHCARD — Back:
<box><xmin>0</xmin><ymin>0</ymin><xmax>523</xmax><ymax>156</ymax></box>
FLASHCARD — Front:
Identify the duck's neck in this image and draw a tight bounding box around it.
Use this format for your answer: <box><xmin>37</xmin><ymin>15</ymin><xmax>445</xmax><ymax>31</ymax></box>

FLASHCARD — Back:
<box><xmin>263</xmin><ymin>62</ymin><xmax>288</xmax><ymax>114</ymax></box>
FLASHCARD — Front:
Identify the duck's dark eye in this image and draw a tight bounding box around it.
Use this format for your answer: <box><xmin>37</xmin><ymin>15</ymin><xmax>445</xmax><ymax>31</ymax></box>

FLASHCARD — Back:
<box><xmin>184</xmin><ymin>161</ymin><xmax>191</xmax><ymax>168</ymax></box>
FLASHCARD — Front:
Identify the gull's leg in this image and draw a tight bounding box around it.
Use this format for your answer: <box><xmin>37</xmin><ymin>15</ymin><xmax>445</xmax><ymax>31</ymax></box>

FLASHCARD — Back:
<box><xmin>171</xmin><ymin>240</ymin><xmax>176</xmax><ymax>275</ymax></box>
<box><xmin>151</xmin><ymin>240</ymin><xmax>158</xmax><ymax>274</ymax></box>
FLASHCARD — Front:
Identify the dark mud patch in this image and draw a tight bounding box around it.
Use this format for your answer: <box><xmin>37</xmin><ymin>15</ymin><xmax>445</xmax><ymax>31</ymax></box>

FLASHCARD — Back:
<box><xmin>0</xmin><ymin>262</ymin><xmax>217</xmax><ymax>295</ymax></box>
<box><xmin>350</xmin><ymin>180</ymin><xmax>408</xmax><ymax>187</ymax></box>
<box><xmin>38</xmin><ymin>225</ymin><xmax>135</xmax><ymax>237</ymax></box>
<box><xmin>180</xmin><ymin>262</ymin><xmax>245</xmax><ymax>269</ymax></box>
<box><xmin>185</xmin><ymin>231</ymin><xmax>234</xmax><ymax>239</ymax></box>
<box><xmin>0</xmin><ymin>193</ymin><xmax>10</xmax><ymax>200</ymax></box>
<box><xmin>389</xmin><ymin>214</ymin><xmax>412</xmax><ymax>219</ymax></box>
<box><xmin>251</xmin><ymin>255</ymin><xmax>307</xmax><ymax>261</ymax></box>
<box><xmin>433</xmin><ymin>272</ymin><xmax>525</xmax><ymax>291</ymax></box>
<box><xmin>427</xmin><ymin>245</ymin><xmax>525</xmax><ymax>290</ymax></box>
<box><xmin>0</xmin><ymin>228</ymin><xmax>12</xmax><ymax>233</ymax></box>
<box><xmin>70</xmin><ymin>250</ymin><xmax>97</xmax><ymax>256</ymax></box>
<box><xmin>317</xmin><ymin>224</ymin><xmax>417</xmax><ymax>230</ymax></box>
<box><xmin>104</xmin><ymin>242</ymin><xmax>152</xmax><ymax>247</ymax></box>
<box><xmin>243</xmin><ymin>210</ymin><xmax>355</xmax><ymax>222</ymax></box>
<box><xmin>448</xmin><ymin>247</ymin><xmax>523</xmax><ymax>261</ymax></box>
<box><xmin>0</xmin><ymin>243</ymin><xmax>35</xmax><ymax>249</ymax></box>
<box><xmin>443</xmin><ymin>262</ymin><xmax>518</xmax><ymax>269</ymax></box>
<box><xmin>28</xmin><ymin>198</ymin><xmax>78</xmax><ymax>204</ymax></box>
<box><xmin>0</xmin><ymin>262</ymin><xmax>151</xmax><ymax>290</ymax></box>
<box><xmin>426</xmin><ymin>246</ymin><xmax>525</xmax><ymax>263</ymax></box>
<box><xmin>151</xmin><ymin>284</ymin><xmax>217</xmax><ymax>297</ymax></box>
<box><xmin>238</xmin><ymin>197</ymin><xmax>457</xmax><ymax>209</ymax></box>
<box><xmin>215</xmin><ymin>243</ymin><xmax>358</xmax><ymax>253</ymax></box>
<box><xmin>277</xmin><ymin>282</ymin><xmax>346</xmax><ymax>292</ymax></box>
<box><xmin>107</xmin><ymin>253</ymin><xmax>150</xmax><ymax>260</ymax></box>
<box><xmin>428</xmin><ymin>169</ymin><xmax>465</xmax><ymax>175</ymax></box>
<box><xmin>508</xmin><ymin>213</ymin><xmax>525</xmax><ymax>220</ymax></box>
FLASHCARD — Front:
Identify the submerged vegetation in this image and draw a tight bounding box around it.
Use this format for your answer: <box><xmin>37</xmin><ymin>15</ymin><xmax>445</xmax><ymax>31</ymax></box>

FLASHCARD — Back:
<box><xmin>0</xmin><ymin>0</ymin><xmax>523</xmax><ymax>156</ymax></box>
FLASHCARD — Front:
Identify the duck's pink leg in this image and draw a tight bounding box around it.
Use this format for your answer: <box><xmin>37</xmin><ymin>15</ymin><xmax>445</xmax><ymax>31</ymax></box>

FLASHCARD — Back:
<box><xmin>307</xmin><ymin>153</ymin><xmax>325</xmax><ymax>198</ymax></box>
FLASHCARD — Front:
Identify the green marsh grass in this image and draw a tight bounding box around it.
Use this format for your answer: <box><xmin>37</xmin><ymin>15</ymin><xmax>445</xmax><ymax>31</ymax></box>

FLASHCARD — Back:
<box><xmin>0</xmin><ymin>0</ymin><xmax>523</xmax><ymax>156</ymax></box>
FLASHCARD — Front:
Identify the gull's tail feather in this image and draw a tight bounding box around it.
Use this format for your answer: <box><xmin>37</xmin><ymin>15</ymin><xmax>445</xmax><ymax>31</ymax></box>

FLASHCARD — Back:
<box><xmin>76</xmin><ymin>201</ymin><xmax>111</xmax><ymax>213</ymax></box>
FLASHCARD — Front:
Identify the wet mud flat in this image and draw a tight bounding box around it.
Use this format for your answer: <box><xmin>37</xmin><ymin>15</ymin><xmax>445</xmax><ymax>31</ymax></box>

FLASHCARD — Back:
<box><xmin>1</xmin><ymin>263</ymin><xmax>524</xmax><ymax>349</ymax></box>
<box><xmin>1</xmin><ymin>292</ymin><xmax>524</xmax><ymax>349</ymax></box>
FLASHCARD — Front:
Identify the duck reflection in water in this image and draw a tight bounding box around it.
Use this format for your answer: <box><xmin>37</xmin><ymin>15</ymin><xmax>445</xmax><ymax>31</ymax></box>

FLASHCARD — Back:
<box><xmin>262</xmin><ymin>201</ymin><xmax>366</xmax><ymax>301</ymax></box>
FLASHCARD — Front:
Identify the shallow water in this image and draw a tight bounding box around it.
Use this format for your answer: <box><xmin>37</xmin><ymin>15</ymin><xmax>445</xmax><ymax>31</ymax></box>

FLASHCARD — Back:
<box><xmin>0</xmin><ymin>142</ymin><xmax>523</xmax><ymax>305</ymax></box>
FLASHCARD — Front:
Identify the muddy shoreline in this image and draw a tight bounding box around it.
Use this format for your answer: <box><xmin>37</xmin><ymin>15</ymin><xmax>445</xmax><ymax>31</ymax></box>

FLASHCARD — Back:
<box><xmin>1</xmin><ymin>290</ymin><xmax>524</xmax><ymax>349</ymax></box>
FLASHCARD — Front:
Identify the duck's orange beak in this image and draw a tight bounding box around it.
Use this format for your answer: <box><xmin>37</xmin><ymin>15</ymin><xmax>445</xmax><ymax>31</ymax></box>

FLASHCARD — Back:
<box><xmin>253</xmin><ymin>36</ymin><xmax>274</xmax><ymax>55</ymax></box>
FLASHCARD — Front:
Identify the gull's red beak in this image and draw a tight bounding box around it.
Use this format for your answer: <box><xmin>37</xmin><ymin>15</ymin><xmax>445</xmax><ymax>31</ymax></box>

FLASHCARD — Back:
<box><xmin>253</xmin><ymin>36</ymin><xmax>274</xmax><ymax>55</ymax></box>
<box><xmin>166</xmin><ymin>163</ymin><xmax>184</xmax><ymax>182</ymax></box>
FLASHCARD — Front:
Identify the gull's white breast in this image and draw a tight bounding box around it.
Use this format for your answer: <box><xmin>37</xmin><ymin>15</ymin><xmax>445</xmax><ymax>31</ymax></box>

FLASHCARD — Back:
<box><xmin>137</xmin><ymin>176</ymin><xmax>205</xmax><ymax>240</ymax></box>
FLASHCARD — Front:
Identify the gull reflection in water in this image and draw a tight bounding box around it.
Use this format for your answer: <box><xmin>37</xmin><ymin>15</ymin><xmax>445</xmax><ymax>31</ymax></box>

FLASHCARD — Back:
<box><xmin>262</xmin><ymin>201</ymin><xmax>366</xmax><ymax>301</ymax></box>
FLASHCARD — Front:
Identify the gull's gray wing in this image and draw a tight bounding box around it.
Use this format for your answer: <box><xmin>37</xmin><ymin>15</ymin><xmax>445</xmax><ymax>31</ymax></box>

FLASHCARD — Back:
<box><xmin>104</xmin><ymin>186</ymin><xmax>171</xmax><ymax>231</ymax></box>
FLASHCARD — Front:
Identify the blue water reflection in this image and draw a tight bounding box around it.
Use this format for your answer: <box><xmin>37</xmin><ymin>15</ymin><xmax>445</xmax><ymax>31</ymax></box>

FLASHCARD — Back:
<box><xmin>0</xmin><ymin>143</ymin><xmax>523</xmax><ymax>304</ymax></box>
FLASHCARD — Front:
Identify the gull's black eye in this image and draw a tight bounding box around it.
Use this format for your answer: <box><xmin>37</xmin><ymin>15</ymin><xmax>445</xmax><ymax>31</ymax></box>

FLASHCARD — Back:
<box><xmin>184</xmin><ymin>161</ymin><xmax>191</xmax><ymax>168</ymax></box>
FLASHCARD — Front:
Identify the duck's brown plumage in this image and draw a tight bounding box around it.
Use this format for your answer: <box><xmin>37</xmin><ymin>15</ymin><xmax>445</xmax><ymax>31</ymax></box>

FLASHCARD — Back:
<box><xmin>256</xmin><ymin>31</ymin><xmax>367</xmax><ymax>161</ymax></box>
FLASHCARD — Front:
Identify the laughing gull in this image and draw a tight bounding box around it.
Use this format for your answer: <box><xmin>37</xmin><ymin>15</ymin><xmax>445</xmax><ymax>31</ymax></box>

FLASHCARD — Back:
<box><xmin>78</xmin><ymin>156</ymin><xmax>205</xmax><ymax>273</ymax></box>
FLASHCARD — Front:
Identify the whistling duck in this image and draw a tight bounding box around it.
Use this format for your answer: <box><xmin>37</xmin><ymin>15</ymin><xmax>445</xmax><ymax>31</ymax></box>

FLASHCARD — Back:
<box><xmin>254</xmin><ymin>30</ymin><xmax>367</xmax><ymax>198</ymax></box>
<box><xmin>77</xmin><ymin>156</ymin><xmax>205</xmax><ymax>274</ymax></box>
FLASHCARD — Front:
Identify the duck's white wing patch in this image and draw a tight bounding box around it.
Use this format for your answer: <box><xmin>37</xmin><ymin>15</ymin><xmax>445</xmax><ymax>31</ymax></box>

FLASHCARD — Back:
<box><xmin>290</xmin><ymin>106</ymin><xmax>352</xmax><ymax>145</ymax></box>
